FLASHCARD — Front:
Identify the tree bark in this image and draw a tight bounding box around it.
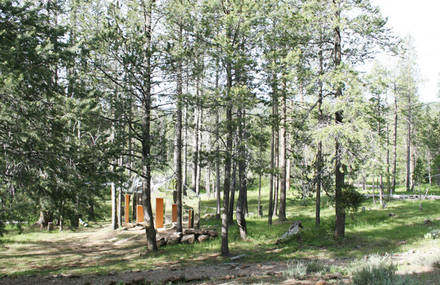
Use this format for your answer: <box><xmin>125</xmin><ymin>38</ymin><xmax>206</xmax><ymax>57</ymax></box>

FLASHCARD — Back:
<box><xmin>279</xmin><ymin>86</ymin><xmax>287</xmax><ymax>221</ymax></box>
<box><xmin>228</xmin><ymin>159</ymin><xmax>237</xmax><ymax>225</ymax></box>
<box><xmin>334</xmin><ymin>0</ymin><xmax>345</xmax><ymax>238</ymax></box>
<box><xmin>221</xmin><ymin>57</ymin><xmax>233</xmax><ymax>256</ymax></box>
<box><xmin>392</xmin><ymin>84</ymin><xmax>398</xmax><ymax>195</ymax></box>
<box><xmin>236</xmin><ymin>108</ymin><xmax>247</xmax><ymax>239</ymax></box>
<box><xmin>315</xmin><ymin>39</ymin><xmax>324</xmax><ymax>226</ymax></box>
<box><xmin>175</xmin><ymin>24</ymin><xmax>184</xmax><ymax>233</ymax></box>
<box><xmin>215</xmin><ymin>64</ymin><xmax>221</xmax><ymax>220</ymax></box>
<box><xmin>141</xmin><ymin>0</ymin><xmax>157</xmax><ymax>251</ymax></box>
<box><xmin>406</xmin><ymin>89</ymin><xmax>412</xmax><ymax>192</ymax></box>
<box><xmin>111</xmin><ymin>182</ymin><xmax>117</xmax><ymax>230</ymax></box>
<box><xmin>268</xmin><ymin>72</ymin><xmax>277</xmax><ymax>225</ymax></box>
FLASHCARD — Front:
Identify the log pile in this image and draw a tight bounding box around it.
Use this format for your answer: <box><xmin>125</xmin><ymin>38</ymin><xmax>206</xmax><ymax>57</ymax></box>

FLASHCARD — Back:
<box><xmin>156</xmin><ymin>228</ymin><xmax>218</xmax><ymax>247</ymax></box>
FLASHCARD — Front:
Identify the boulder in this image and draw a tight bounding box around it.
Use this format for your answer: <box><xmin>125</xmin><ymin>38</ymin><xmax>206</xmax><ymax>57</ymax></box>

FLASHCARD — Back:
<box><xmin>276</xmin><ymin>221</ymin><xmax>303</xmax><ymax>244</ymax></box>
<box><xmin>197</xmin><ymin>234</ymin><xmax>209</xmax><ymax>243</ymax></box>
<box><xmin>207</xmin><ymin>230</ymin><xmax>218</xmax><ymax>237</ymax></box>
<box><xmin>167</xmin><ymin>232</ymin><xmax>182</xmax><ymax>245</ymax></box>
<box><xmin>156</xmin><ymin>237</ymin><xmax>167</xmax><ymax>247</ymax></box>
<box><xmin>181</xmin><ymin>234</ymin><xmax>195</xmax><ymax>244</ymax></box>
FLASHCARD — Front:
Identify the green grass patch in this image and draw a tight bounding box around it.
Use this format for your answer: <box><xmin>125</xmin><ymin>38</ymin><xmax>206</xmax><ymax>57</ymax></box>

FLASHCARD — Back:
<box><xmin>1</xmin><ymin>182</ymin><xmax>440</xmax><ymax>278</ymax></box>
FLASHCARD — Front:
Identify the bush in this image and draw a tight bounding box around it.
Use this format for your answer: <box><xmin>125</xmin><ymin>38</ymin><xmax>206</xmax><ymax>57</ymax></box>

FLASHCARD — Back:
<box><xmin>340</xmin><ymin>184</ymin><xmax>366</xmax><ymax>213</ymax></box>
<box><xmin>352</xmin><ymin>263</ymin><xmax>395</xmax><ymax>285</ymax></box>
<box><xmin>283</xmin><ymin>262</ymin><xmax>307</xmax><ymax>279</ymax></box>
<box><xmin>352</xmin><ymin>262</ymin><xmax>415</xmax><ymax>285</ymax></box>
<box><xmin>306</xmin><ymin>261</ymin><xmax>329</xmax><ymax>274</ymax></box>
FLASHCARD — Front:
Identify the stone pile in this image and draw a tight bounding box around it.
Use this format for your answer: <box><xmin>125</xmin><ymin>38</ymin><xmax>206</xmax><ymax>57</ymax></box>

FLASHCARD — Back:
<box><xmin>156</xmin><ymin>228</ymin><xmax>218</xmax><ymax>247</ymax></box>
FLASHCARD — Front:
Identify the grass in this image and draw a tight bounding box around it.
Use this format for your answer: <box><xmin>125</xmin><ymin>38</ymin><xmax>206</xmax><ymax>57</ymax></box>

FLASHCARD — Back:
<box><xmin>1</xmin><ymin>181</ymin><xmax>440</xmax><ymax>281</ymax></box>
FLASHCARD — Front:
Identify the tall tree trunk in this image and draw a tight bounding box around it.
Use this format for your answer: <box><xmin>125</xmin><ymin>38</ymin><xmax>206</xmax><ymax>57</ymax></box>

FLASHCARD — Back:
<box><xmin>215</xmin><ymin>111</ymin><xmax>221</xmax><ymax>219</ymax></box>
<box><xmin>268</xmin><ymin>72</ymin><xmax>277</xmax><ymax>225</ymax></box>
<box><xmin>141</xmin><ymin>0</ymin><xmax>157</xmax><ymax>251</ymax></box>
<box><xmin>118</xmin><ymin>184</ymin><xmax>122</xmax><ymax>227</ymax></box>
<box><xmin>111</xmin><ymin>182</ymin><xmax>117</xmax><ymax>230</ymax></box>
<box><xmin>236</xmin><ymin>108</ymin><xmax>247</xmax><ymax>239</ymax></box>
<box><xmin>221</xmin><ymin>57</ymin><xmax>233</xmax><ymax>256</ymax></box>
<box><xmin>428</xmin><ymin>151</ymin><xmax>432</xmax><ymax>185</ymax></box>
<box><xmin>258</xmin><ymin>173</ymin><xmax>262</xmax><ymax>217</ymax></box>
<box><xmin>175</xmin><ymin>24</ymin><xmax>184</xmax><ymax>233</ymax></box>
<box><xmin>228</xmin><ymin>159</ymin><xmax>237</xmax><ymax>225</ymax></box>
<box><xmin>334</xmin><ymin>0</ymin><xmax>345</xmax><ymax>238</ymax></box>
<box><xmin>183</xmin><ymin>101</ymin><xmax>188</xmax><ymax>195</ymax></box>
<box><xmin>392</xmin><ymin>85</ymin><xmax>398</xmax><ymax>195</ymax></box>
<box><xmin>274</xmin><ymin>117</ymin><xmax>279</xmax><ymax>216</ymax></box>
<box><xmin>315</xmin><ymin>40</ymin><xmax>324</xmax><ymax>226</ymax></box>
<box><xmin>279</xmin><ymin>86</ymin><xmax>287</xmax><ymax>221</ymax></box>
<box><xmin>406</xmin><ymin>89</ymin><xmax>412</xmax><ymax>192</ymax></box>
<box><xmin>215</xmin><ymin>64</ymin><xmax>221</xmax><ymax>220</ymax></box>
<box><xmin>386</xmin><ymin>119</ymin><xmax>391</xmax><ymax>197</ymax></box>
<box><xmin>192</xmin><ymin>100</ymin><xmax>200</xmax><ymax>193</ymax></box>
<box><xmin>379</xmin><ymin>175</ymin><xmax>384</xmax><ymax>207</ymax></box>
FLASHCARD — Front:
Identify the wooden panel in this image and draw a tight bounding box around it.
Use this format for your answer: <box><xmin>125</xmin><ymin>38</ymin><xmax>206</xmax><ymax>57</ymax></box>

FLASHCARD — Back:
<box><xmin>136</xmin><ymin>205</ymin><xmax>144</xmax><ymax>223</ymax></box>
<box><xmin>188</xmin><ymin>209</ymin><xmax>192</xmax><ymax>228</ymax></box>
<box><xmin>172</xmin><ymin>204</ymin><xmax>177</xmax><ymax>223</ymax></box>
<box><xmin>156</xmin><ymin>198</ymin><xmax>164</xmax><ymax>228</ymax></box>
<box><xmin>125</xmin><ymin>194</ymin><xmax>130</xmax><ymax>224</ymax></box>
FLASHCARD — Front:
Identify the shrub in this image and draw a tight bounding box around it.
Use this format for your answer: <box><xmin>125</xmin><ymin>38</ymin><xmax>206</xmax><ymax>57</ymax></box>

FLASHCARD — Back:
<box><xmin>340</xmin><ymin>184</ymin><xmax>366</xmax><ymax>213</ymax></box>
<box><xmin>283</xmin><ymin>262</ymin><xmax>307</xmax><ymax>279</ymax></box>
<box><xmin>306</xmin><ymin>261</ymin><xmax>329</xmax><ymax>274</ymax></box>
<box><xmin>352</xmin><ymin>262</ymin><xmax>415</xmax><ymax>285</ymax></box>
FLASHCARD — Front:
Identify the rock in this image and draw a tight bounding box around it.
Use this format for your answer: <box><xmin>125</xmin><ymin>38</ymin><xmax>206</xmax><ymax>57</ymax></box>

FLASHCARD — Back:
<box><xmin>230</xmin><ymin>254</ymin><xmax>246</xmax><ymax>261</ymax></box>
<box><xmin>184</xmin><ymin>228</ymin><xmax>198</xmax><ymax>235</ymax></box>
<box><xmin>156</xmin><ymin>237</ymin><xmax>167</xmax><ymax>247</ymax></box>
<box><xmin>197</xmin><ymin>234</ymin><xmax>209</xmax><ymax>243</ymax></box>
<box><xmin>157</xmin><ymin>227</ymin><xmax>168</xmax><ymax>233</ymax></box>
<box><xmin>125</xmin><ymin>223</ymin><xmax>135</xmax><ymax>228</ymax></box>
<box><xmin>276</xmin><ymin>221</ymin><xmax>303</xmax><ymax>244</ymax></box>
<box><xmin>167</xmin><ymin>232</ymin><xmax>182</xmax><ymax>245</ymax></box>
<box><xmin>181</xmin><ymin>234</ymin><xmax>195</xmax><ymax>244</ymax></box>
<box><xmin>424</xmin><ymin>219</ymin><xmax>433</xmax><ymax>225</ymax></box>
<box><xmin>207</xmin><ymin>230</ymin><xmax>218</xmax><ymax>237</ymax></box>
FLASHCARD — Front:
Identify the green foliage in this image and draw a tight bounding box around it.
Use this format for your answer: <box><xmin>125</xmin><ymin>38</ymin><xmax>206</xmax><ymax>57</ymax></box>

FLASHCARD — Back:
<box><xmin>333</xmin><ymin>185</ymin><xmax>366</xmax><ymax>213</ymax></box>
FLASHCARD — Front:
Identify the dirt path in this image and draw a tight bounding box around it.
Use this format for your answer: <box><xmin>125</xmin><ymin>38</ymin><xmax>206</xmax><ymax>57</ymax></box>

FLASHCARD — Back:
<box><xmin>0</xmin><ymin>260</ymin><xmax>351</xmax><ymax>285</ymax></box>
<box><xmin>1</xmin><ymin>224</ymin><xmax>439</xmax><ymax>284</ymax></box>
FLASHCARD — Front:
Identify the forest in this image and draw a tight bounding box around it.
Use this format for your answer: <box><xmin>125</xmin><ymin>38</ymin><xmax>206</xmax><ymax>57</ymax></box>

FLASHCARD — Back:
<box><xmin>1</xmin><ymin>0</ymin><xmax>440</xmax><ymax>284</ymax></box>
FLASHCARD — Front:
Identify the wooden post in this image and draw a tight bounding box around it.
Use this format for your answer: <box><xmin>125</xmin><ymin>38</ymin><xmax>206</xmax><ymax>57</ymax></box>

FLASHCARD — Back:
<box><xmin>136</xmin><ymin>205</ymin><xmax>144</xmax><ymax>223</ymax></box>
<box><xmin>172</xmin><ymin>204</ymin><xmax>177</xmax><ymax>222</ymax></box>
<box><xmin>125</xmin><ymin>194</ymin><xmax>130</xmax><ymax>224</ymax></box>
<box><xmin>156</xmin><ymin>198</ymin><xmax>164</xmax><ymax>228</ymax></box>
<box><xmin>188</xmin><ymin>209</ymin><xmax>194</xmax><ymax>228</ymax></box>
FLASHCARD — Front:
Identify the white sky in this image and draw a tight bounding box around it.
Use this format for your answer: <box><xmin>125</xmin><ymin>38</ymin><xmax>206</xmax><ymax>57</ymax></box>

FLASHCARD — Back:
<box><xmin>371</xmin><ymin>0</ymin><xmax>440</xmax><ymax>103</ymax></box>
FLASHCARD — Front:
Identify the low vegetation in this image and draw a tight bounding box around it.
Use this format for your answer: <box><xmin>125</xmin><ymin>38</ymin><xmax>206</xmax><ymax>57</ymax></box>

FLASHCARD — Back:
<box><xmin>1</xmin><ymin>183</ymin><xmax>439</xmax><ymax>283</ymax></box>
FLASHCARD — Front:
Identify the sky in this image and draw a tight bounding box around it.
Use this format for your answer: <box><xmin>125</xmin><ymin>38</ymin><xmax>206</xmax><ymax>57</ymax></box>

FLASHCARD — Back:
<box><xmin>371</xmin><ymin>0</ymin><xmax>440</xmax><ymax>103</ymax></box>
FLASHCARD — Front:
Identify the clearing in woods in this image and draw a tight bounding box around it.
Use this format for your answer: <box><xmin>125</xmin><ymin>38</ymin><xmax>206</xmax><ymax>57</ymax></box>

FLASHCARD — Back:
<box><xmin>1</xmin><ymin>191</ymin><xmax>440</xmax><ymax>284</ymax></box>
